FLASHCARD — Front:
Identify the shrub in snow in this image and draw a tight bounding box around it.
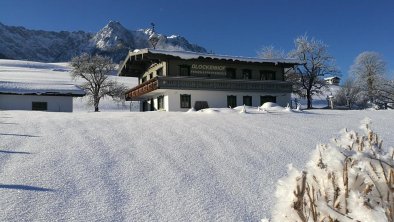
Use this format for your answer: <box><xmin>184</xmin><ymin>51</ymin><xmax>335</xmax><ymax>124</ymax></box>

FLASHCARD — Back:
<box><xmin>296</xmin><ymin>103</ymin><xmax>302</xmax><ymax>111</ymax></box>
<box><xmin>284</xmin><ymin>103</ymin><xmax>292</xmax><ymax>112</ymax></box>
<box><xmin>270</xmin><ymin>118</ymin><xmax>394</xmax><ymax>222</ymax></box>
<box><xmin>261</xmin><ymin>102</ymin><xmax>278</xmax><ymax>109</ymax></box>
<box><xmin>333</xmin><ymin>78</ymin><xmax>365</xmax><ymax>109</ymax></box>
<box><xmin>239</xmin><ymin>104</ymin><xmax>247</xmax><ymax>114</ymax></box>
<box><xmin>261</xmin><ymin>102</ymin><xmax>284</xmax><ymax>112</ymax></box>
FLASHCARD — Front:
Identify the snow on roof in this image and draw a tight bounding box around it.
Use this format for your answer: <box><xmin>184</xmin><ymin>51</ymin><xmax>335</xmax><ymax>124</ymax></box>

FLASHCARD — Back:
<box><xmin>0</xmin><ymin>59</ymin><xmax>71</xmax><ymax>71</ymax></box>
<box><xmin>130</xmin><ymin>48</ymin><xmax>304</xmax><ymax>65</ymax></box>
<box><xmin>324</xmin><ymin>76</ymin><xmax>341</xmax><ymax>80</ymax></box>
<box><xmin>0</xmin><ymin>81</ymin><xmax>85</xmax><ymax>96</ymax></box>
<box><xmin>0</xmin><ymin>60</ymin><xmax>85</xmax><ymax>96</ymax></box>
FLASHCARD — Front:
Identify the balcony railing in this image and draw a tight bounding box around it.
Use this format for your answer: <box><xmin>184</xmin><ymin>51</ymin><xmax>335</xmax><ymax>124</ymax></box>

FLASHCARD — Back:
<box><xmin>126</xmin><ymin>76</ymin><xmax>292</xmax><ymax>100</ymax></box>
<box><xmin>126</xmin><ymin>77</ymin><xmax>158</xmax><ymax>99</ymax></box>
<box><xmin>157</xmin><ymin>76</ymin><xmax>292</xmax><ymax>92</ymax></box>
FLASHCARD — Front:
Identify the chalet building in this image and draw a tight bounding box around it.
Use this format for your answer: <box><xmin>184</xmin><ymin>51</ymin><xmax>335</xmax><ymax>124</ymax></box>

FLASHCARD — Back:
<box><xmin>324</xmin><ymin>76</ymin><xmax>341</xmax><ymax>85</ymax></box>
<box><xmin>118</xmin><ymin>49</ymin><xmax>303</xmax><ymax>111</ymax></box>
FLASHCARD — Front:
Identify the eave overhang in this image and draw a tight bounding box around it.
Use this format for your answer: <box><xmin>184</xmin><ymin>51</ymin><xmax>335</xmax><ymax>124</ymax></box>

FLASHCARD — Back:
<box><xmin>118</xmin><ymin>48</ymin><xmax>305</xmax><ymax>77</ymax></box>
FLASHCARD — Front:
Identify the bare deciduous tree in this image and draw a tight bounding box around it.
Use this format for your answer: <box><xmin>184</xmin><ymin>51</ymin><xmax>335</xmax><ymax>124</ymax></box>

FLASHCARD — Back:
<box><xmin>375</xmin><ymin>80</ymin><xmax>394</xmax><ymax>108</ymax></box>
<box><xmin>71</xmin><ymin>53</ymin><xmax>127</xmax><ymax>112</ymax></box>
<box><xmin>289</xmin><ymin>35</ymin><xmax>340</xmax><ymax>109</ymax></box>
<box><xmin>257</xmin><ymin>45</ymin><xmax>286</xmax><ymax>59</ymax></box>
<box><xmin>334</xmin><ymin>78</ymin><xmax>364</xmax><ymax>109</ymax></box>
<box><xmin>350</xmin><ymin>51</ymin><xmax>386</xmax><ymax>104</ymax></box>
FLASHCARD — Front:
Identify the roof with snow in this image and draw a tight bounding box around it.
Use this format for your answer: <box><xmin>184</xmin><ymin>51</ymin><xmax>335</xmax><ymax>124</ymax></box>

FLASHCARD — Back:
<box><xmin>0</xmin><ymin>81</ymin><xmax>86</xmax><ymax>97</ymax></box>
<box><xmin>119</xmin><ymin>48</ymin><xmax>304</xmax><ymax>76</ymax></box>
<box><xmin>324</xmin><ymin>76</ymin><xmax>341</xmax><ymax>80</ymax></box>
<box><xmin>0</xmin><ymin>60</ymin><xmax>86</xmax><ymax>97</ymax></box>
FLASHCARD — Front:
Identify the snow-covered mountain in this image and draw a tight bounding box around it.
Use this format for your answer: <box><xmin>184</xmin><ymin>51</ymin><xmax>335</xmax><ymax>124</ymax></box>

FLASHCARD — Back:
<box><xmin>0</xmin><ymin>23</ymin><xmax>92</xmax><ymax>62</ymax></box>
<box><xmin>0</xmin><ymin>21</ymin><xmax>207</xmax><ymax>63</ymax></box>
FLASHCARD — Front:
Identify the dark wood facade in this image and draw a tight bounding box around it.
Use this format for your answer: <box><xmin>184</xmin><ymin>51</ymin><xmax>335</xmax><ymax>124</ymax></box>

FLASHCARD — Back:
<box><xmin>119</xmin><ymin>49</ymin><xmax>303</xmax><ymax>102</ymax></box>
<box><xmin>125</xmin><ymin>76</ymin><xmax>292</xmax><ymax>101</ymax></box>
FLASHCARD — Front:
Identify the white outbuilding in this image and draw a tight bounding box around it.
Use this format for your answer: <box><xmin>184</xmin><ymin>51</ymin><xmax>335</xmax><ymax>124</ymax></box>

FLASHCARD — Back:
<box><xmin>0</xmin><ymin>81</ymin><xmax>85</xmax><ymax>112</ymax></box>
<box><xmin>324</xmin><ymin>76</ymin><xmax>340</xmax><ymax>85</ymax></box>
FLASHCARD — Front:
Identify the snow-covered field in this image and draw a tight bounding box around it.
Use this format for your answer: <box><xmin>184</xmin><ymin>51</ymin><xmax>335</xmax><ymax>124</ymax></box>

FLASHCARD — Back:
<box><xmin>1</xmin><ymin>60</ymin><xmax>394</xmax><ymax>221</ymax></box>
<box><xmin>1</xmin><ymin>109</ymin><xmax>393</xmax><ymax>221</ymax></box>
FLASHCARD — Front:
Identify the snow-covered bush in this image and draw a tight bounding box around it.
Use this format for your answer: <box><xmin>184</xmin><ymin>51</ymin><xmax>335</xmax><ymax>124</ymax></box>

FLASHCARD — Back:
<box><xmin>261</xmin><ymin>102</ymin><xmax>284</xmax><ymax>111</ymax></box>
<box><xmin>333</xmin><ymin>78</ymin><xmax>366</xmax><ymax>109</ymax></box>
<box><xmin>270</xmin><ymin>118</ymin><xmax>394</xmax><ymax>222</ymax></box>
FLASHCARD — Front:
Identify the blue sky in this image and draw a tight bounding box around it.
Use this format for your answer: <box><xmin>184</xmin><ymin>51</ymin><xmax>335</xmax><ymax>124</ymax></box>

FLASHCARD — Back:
<box><xmin>1</xmin><ymin>0</ymin><xmax>393</xmax><ymax>78</ymax></box>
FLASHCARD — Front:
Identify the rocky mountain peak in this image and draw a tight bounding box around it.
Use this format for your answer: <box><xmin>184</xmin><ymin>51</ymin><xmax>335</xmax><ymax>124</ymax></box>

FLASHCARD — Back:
<box><xmin>106</xmin><ymin>20</ymin><xmax>123</xmax><ymax>29</ymax></box>
<box><xmin>141</xmin><ymin>27</ymin><xmax>151</xmax><ymax>35</ymax></box>
<box><xmin>0</xmin><ymin>22</ymin><xmax>208</xmax><ymax>62</ymax></box>
<box><xmin>91</xmin><ymin>21</ymin><xmax>134</xmax><ymax>50</ymax></box>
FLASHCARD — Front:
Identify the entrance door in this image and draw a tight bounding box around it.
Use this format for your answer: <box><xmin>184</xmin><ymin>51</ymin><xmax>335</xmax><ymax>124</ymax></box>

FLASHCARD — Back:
<box><xmin>227</xmin><ymin>95</ymin><xmax>237</xmax><ymax>108</ymax></box>
<box><xmin>142</xmin><ymin>101</ymin><xmax>148</xmax><ymax>112</ymax></box>
<box><xmin>150</xmin><ymin>99</ymin><xmax>154</xmax><ymax>111</ymax></box>
<box><xmin>243</xmin><ymin>96</ymin><xmax>252</xmax><ymax>106</ymax></box>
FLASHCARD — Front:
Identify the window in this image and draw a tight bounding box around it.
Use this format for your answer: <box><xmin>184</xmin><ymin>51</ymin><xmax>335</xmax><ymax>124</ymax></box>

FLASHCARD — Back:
<box><xmin>142</xmin><ymin>76</ymin><xmax>147</xmax><ymax>83</ymax></box>
<box><xmin>180</xmin><ymin>94</ymin><xmax>191</xmax><ymax>108</ymax></box>
<box><xmin>226</xmin><ymin>68</ymin><xmax>236</xmax><ymax>79</ymax></box>
<box><xmin>156</xmin><ymin>67</ymin><xmax>163</xmax><ymax>76</ymax></box>
<box><xmin>242</xmin><ymin>69</ymin><xmax>252</xmax><ymax>79</ymax></box>
<box><xmin>260</xmin><ymin>96</ymin><xmax>276</xmax><ymax>105</ymax></box>
<box><xmin>179</xmin><ymin>65</ymin><xmax>190</xmax><ymax>76</ymax></box>
<box><xmin>158</xmin><ymin>96</ymin><xmax>164</xmax><ymax>110</ymax></box>
<box><xmin>260</xmin><ymin>70</ymin><xmax>276</xmax><ymax>80</ymax></box>
<box><xmin>32</xmin><ymin>102</ymin><xmax>47</xmax><ymax>111</ymax></box>
<box><xmin>149</xmin><ymin>73</ymin><xmax>153</xmax><ymax>79</ymax></box>
<box><xmin>243</xmin><ymin>96</ymin><xmax>252</xmax><ymax>106</ymax></box>
<box><xmin>227</xmin><ymin>95</ymin><xmax>237</xmax><ymax>108</ymax></box>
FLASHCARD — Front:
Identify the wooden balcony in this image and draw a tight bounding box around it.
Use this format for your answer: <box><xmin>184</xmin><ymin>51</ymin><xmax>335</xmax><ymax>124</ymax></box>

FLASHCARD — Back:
<box><xmin>126</xmin><ymin>77</ymin><xmax>159</xmax><ymax>100</ymax></box>
<box><xmin>157</xmin><ymin>76</ymin><xmax>292</xmax><ymax>92</ymax></box>
<box><xmin>126</xmin><ymin>76</ymin><xmax>292</xmax><ymax>100</ymax></box>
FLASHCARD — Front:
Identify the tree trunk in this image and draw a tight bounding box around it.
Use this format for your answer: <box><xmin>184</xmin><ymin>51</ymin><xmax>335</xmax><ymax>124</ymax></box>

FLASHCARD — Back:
<box><xmin>367</xmin><ymin>74</ymin><xmax>374</xmax><ymax>102</ymax></box>
<box><xmin>94</xmin><ymin>97</ymin><xmax>100</xmax><ymax>112</ymax></box>
<box><xmin>306</xmin><ymin>90</ymin><xmax>312</xmax><ymax>109</ymax></box>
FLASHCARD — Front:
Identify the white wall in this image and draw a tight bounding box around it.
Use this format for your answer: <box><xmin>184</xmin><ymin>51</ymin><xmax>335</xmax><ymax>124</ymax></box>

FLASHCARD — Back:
<box><xmin>0</xmin><ymin>94</ymin><xmax>74</xmax><ymax>112</ymax></box>
<box><xmin>153</xmin><ymin>90</ymin><xmax>291</xmax><ymax>112</ymax></box>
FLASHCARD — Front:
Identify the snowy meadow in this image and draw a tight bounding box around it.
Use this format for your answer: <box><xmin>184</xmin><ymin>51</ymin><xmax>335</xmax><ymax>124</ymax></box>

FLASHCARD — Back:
<box><xmin>1</xmin><ymin>60</ymin><xmax>394</xmax><ymax>221</ymax></box>
<box><xmin>1</xmin><ymin>109</ymin><xmax>393</xmax><ymax>221</ymax></box>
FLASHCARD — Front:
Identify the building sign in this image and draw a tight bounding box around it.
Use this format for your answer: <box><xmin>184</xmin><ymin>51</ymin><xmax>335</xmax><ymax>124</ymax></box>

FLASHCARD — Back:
<box><xmin>191</xmin><ymin>64</ymin><xmax>226</xmax><ymax>76</ymax></box>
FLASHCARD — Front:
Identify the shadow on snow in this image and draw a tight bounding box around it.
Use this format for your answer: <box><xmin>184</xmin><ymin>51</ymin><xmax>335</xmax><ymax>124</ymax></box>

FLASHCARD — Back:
<box><xmin>0</xmin><ymin>122</ymin><xmax>17</xmax><ymax>125</ymax></box>
<box><xmin>0</xmin><ymin>184</ymin><xmax>55</xmax><ymax>192</ymax></box>
<box><xmin>0</xmin><ymin>133</ymin><xmax>40</xmax><ymax>137</ymax></box>
<box><xmin>0</xmin><ymin>150</ymin><xmax>32</xmax><ymax>154</ymax></box>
